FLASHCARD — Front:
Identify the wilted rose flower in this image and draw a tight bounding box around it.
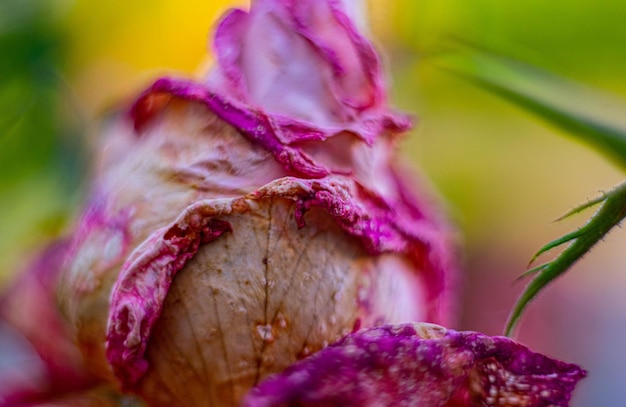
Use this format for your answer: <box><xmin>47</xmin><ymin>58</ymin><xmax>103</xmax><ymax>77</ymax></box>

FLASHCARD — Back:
<box><xmin>58</xmin><ymin>0</ymin><xmax>457</xmax><ymax>405</ymax></box>
<box><xmin>0</xmin><ymin>0</ymin><xmax>586</xmax><ymax>406</ymax></box>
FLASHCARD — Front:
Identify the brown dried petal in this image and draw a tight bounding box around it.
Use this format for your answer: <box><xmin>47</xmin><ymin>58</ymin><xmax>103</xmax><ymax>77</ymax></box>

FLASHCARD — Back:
<box><xmin>106</xmin><ymin>179</ymin><xmax>428</xmax><ymax>406</ymax></box>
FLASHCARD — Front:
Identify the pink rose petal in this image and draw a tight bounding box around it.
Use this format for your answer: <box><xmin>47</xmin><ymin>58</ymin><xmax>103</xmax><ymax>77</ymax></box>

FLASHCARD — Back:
<box><xmin>243</xmin><ymin>323</ymin><xmax>586</xmax><ymax>407</ymax></box>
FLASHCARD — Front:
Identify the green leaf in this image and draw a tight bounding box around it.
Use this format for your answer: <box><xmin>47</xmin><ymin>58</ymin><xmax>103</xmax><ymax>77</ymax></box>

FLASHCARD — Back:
<box><xmin>505</xmin><ymin>181</ymin><xmax>626</xmax><ymax>336</ymax></box>
<box><xmin>436</xmin><ymin>46</ymin><xmax>626</xmax><ymax>170</ymax></box>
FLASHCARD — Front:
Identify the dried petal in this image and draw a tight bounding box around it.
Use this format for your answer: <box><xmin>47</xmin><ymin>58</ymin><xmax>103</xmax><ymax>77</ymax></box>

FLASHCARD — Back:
<box><xmin>59</xmin><ymin>101</ymin><xmax>288</xmax><ymax>381</ymax></box>
<box><xmin>243</xmin><ymin>323</ymin><xmax>586</xmax><ymax>407</ymax></box>
<box><xmin>207</xmin><ymin>0</ymin><xmax>411</xmax><ymax>142</ymax></box>
<box><xmin>105</xmin><ymin>178</ymin><xmax>430</xmax><ymax>405</ymax></box>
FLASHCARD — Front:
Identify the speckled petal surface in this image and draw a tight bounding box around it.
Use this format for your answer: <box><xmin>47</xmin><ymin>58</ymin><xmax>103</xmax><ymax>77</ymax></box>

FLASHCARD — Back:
<box><xmin>105</xmin><ymin>204</ymin><xmax>231</xmax><ymax>387</ymax></box>
<box><xmin>105</xmin><ymin>177</ymin><xmax>438</xmax><ymax>391</ymax></box>
<box><xmin>242</xmin><ymin>323</ymin><xmax>586</xmax><ymax>407</ymax></box>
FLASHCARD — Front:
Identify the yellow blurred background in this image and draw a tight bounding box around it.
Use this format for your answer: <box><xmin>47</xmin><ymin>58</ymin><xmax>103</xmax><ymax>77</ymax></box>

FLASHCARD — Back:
<box><xmin>2</xmin><ymin>0</ymin><xmax>626</xmax><ymax>404</ymax></box>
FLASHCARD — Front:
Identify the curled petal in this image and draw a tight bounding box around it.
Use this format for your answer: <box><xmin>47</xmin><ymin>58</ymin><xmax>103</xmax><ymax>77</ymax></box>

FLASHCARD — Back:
<box><xmin>131</xmin><ymin>78</ymin><xmax>332</xmax><ymax>178</ymax></box>
<box><xmin>242</xmin><ymin>323</ymin><xmax>586</xmax><ymax>407</ymax></box>
<box><xmin>106</xmin><ymin>177</ymin><xmax>438</xmax><ymax>392</ymax></box>
<box><xmin>106</xmin><ymin>207</ymin><xmax>231</xmax><ymax>387</ymax></box>
<box><xmin>209</xmin><ymin>0</ymin><xmax>409</xmax><ymax>135</ymax></box>
<box><xmin>132</xmin><ymin>0</ymin><xmax>413</xmax><ymax>179</ymax></box>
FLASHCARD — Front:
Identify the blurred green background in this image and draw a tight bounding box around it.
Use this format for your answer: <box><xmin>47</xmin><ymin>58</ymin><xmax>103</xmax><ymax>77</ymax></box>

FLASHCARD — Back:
<box><xmin>2</xmin><ymin>0</ymin><xmax>626</xmax><ymax>405</ymax></box>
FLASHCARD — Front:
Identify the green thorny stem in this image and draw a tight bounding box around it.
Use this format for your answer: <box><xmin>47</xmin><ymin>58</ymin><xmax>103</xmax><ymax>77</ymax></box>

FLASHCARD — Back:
<box><xmin>505</xmin><ymin>181</ymin><xmax>626</xmax><ymax>336</ymax></box>
<box><xmin>433</xmin><ymin>45</ymin><xmax>626</xmax><ymax>336</ymax></box>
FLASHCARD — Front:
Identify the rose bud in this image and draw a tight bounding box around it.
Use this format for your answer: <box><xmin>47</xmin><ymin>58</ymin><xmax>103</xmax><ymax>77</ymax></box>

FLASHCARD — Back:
<box><xmin>58</xmin><ymin>0</ymin><xmax>457</xmax><ymax>405</ymax></box>
<box><xmin>48</xmin><ymin>0</ymin><xmax>586</xmax><ymax>406</ymax></box>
